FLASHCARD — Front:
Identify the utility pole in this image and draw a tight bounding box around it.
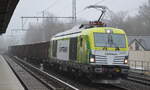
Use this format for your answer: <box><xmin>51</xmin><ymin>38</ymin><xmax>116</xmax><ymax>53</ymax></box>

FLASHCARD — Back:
<box><xmin>42</xmin><ymin>11</ymin><xmax>45</xmax><ymax>21</ymax></box>
<box><xmin>21</xmin><ymin>17</ymin><xmax>24</xmax><ymax>31</ymax></box>
<box><xmin>72</xmin><ymin>0</ymin><xmax>76</xmax><ymax>23</ymax></box>
<box><xmin>42</xmin><ymin>11</ymin><xmax>45</xmax><ymax>17</ymax></box>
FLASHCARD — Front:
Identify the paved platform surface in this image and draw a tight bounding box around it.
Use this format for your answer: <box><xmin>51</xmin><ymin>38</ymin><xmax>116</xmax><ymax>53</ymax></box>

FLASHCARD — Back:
<box><xmin>0</xmin><ymin>55</ymin><xmax>24</xmax><ymax>90</ymax></box>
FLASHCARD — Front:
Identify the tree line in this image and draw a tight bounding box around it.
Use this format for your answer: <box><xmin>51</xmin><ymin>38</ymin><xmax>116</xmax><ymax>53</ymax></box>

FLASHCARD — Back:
<box><xmin>107</xmin><ymin>0</ymin><xmax>150</xmax><ymax>35</ymax></box>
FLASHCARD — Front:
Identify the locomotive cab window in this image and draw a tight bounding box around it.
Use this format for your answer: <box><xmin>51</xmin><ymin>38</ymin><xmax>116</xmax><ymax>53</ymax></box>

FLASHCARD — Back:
<box><xmin>94</xmin><ymin>33</ymin><xmax>126</xmax><ymax>48</ymax></box>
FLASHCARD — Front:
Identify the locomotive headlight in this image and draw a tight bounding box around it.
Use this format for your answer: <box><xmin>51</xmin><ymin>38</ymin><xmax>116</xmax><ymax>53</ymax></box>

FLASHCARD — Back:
<box><xmin>106</xmin><ymin>29</ymin><xmax>112</xmax><ymax>33</ymax></box>
<box><xmin>90</xmin><ymin>55</ymin><xmax>95</xmax><ymax>63</ymax></box>
<box><xmin>106</xmin><ymin>30</ymin><xmax>111</xmax><ymax>33</ymax></box>
<box><xmin>90</xmin><ymin>58</ymin><xmax>95</xmax><ymax>63</ymax></box>
<box><xmin>124</xmin><ymin>56</ymin><xmax>128</xmax><ymax>64</ymax></box>
<box><xmin>124</xmin><ymin>59</ymin><xmax>128</xmax><ymax>64</ymax></box>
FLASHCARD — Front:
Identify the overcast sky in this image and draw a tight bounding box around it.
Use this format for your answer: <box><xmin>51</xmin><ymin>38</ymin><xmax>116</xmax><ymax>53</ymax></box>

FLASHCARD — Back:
<box><xmin>0</xmin><ymin>0</ymin><xmax>148</xmax><ymax>48</ymax></box>
<box><xmin>6</xmin><ymin>0</ymin><xmax>148</xmax><ymax>33</ymax></box>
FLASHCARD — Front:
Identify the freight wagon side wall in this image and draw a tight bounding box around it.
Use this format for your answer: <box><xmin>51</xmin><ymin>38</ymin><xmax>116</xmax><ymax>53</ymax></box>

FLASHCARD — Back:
<box><xmin>8</xmin><ymin>42</ymin><xmax>50</xmax><ymax>63</ymax></box>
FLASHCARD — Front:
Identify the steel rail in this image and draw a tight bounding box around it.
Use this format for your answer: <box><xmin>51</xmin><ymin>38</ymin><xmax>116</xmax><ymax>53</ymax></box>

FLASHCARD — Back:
<box><xmin>14</xmin><ymin>56</ymin><xmax>79</xmax><ymax>90</ymax></box>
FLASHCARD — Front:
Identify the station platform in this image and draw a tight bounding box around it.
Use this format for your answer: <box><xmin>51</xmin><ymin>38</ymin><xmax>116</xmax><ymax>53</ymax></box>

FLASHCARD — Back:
<box><xmin>0</xmin><ymin>55</ymin><xmax>24</xmax><ymax>90</ymax></box>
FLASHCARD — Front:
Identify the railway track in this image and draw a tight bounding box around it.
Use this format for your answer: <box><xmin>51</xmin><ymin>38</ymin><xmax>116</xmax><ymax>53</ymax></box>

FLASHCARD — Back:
<box><xmin>4</xmin><ymin>56</ymin><xmax>50</xmax><ymax>90</ymax></box>
<box><xmin>127</xmin><ymin>71</ymin><xmax>150</xmax><ymax>86</ymax></box>
<box><xmin>88</xmin><ymin>84</ymin><xmax>128</xmax><ymax>90</ymax></box>
<box><xmin>7</xmin><ymin>55</ymin><xmax>129</xmax><ymax>90</ymax></box>
<box><xmin>5</xmin><ymin>55</ymin><xmax>79</xmax><ymax>90</ymax></box>
<box><xmin>6</xmin><ymin>55</ymin><xmax>150</xmax><ymax>90</ymax></box>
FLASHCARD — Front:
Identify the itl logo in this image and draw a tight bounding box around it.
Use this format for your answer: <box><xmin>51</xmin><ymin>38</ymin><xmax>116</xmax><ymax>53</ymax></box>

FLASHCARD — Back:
<box><xmin>59</xmin><ymin>47</ymin><xmax>67</xmax><ymax>52</ymax></box>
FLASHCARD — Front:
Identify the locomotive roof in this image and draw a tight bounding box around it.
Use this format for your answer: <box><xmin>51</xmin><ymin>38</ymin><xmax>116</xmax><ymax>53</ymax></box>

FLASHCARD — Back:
<box><xmin>52</xmin><ymin>24</ymin><xmax>126</xmax><ymax>40</ymax></box>
<box><xmin>53</xmin><ymin>24</ymin><xmax>107</xmax><ymax>38</ymax></box>
<box><xmin>54</xmin><ymin>25</ymin><xmax>82</xmax><ymax>37</ymax></box>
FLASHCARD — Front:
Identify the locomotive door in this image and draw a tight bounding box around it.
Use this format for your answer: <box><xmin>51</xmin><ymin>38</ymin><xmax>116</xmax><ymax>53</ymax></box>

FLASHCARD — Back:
<box><xmin>78</xmin><ymin>35</ymin><xmax>89</xmax><ymax>63</ymax></box>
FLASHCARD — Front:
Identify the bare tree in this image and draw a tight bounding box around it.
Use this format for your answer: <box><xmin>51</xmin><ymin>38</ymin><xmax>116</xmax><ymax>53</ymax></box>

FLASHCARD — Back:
<box><xmin>105</xmin><ymin>0</ymin><xmax>150</xmax><ymax>35</ymax></box>
<box><xmin>138</xmin><ymin>0</ymin><xmax>150</xmax><ymax>33</ymax></box>
<box><xmin>24</xmin><ymin>14</ymin><xmax>75</xmax><ymax>44</ymax></box>
<box><xmin>106</xmin><ymin>11</ymin><xmax>128</xmax><ymax>29</ymax></box>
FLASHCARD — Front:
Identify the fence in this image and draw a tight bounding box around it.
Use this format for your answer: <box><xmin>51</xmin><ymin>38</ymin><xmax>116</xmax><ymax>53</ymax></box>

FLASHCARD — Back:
<box><xmin>129</xmin><ymin>51</ymin><xmax>150</xmax><ymax>73</ymax></box>
<box><xmin>129</xmin><ymin>60</ymin><xmax>150</xmax><ymax>71</ymax></box>
<box><xmin>128</xmin><ymin>60</ymin><xmax>150</xmax><ymax>75</ymax></box>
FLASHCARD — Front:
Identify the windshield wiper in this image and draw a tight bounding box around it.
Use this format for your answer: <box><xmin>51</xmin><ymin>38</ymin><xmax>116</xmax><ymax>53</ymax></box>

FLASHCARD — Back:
<box><xmin>108</xmin><ymin>34</ymin><xmax>120</xmax><ymax>51</ymax></box>
<box><xmin>103</xmin><ymin>42</ymin><xmax>108</xmax><ymax>50</ymax></box>
<box><xmin>108</xmin><ymin>34</ymin><xmax>114</xmax><ymax>47</ymax></box>
<box><xmin>113</xmin><ymin>42</ymin><xmax>120</xmax><ymax>51</ymax></box>
<box><xmin>103</xmin><ymin>46</ymin><xmax>107</xmax><ymax>50</ymax></box>
<box><xmin>115</xmin><ymin>46</ymin><xmax>120</xmax><ymax>51</ymax></box>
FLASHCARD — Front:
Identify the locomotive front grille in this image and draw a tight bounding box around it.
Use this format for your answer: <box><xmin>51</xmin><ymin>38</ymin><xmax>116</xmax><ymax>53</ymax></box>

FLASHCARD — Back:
<box><xmin>95</xmin><ymin>55</ymin><xmax>107</xmax><ymax>64</ymax></box>
<box><xmin>113</xmin><ymin>56</ymin><xmax>125</xmax><ymax>64</ymax></box>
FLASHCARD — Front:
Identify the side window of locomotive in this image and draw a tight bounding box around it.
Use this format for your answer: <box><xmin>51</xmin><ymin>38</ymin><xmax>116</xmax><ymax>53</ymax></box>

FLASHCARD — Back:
<box><xmin>52</xmin><ymin>40</ymin><xmax>57</xmax><ymax>57</ymax></box>
<box><xmin>69</xmin><ymin>37</ymin><xmax>77</xmax><ymax>60</ymax></box>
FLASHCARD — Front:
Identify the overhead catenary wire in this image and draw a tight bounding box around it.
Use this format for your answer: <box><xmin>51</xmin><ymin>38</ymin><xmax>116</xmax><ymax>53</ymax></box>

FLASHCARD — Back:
<box><xmin>25</xmin><ymin>0</ymin><xmax>75</xmax><ymax>28</ymax></box>
<box><xmin>34</xmin><ymin>0</ymin><xmax>109</xmax><ymax>24</ymax></box>
<box><xmin>35</xmin><ymin>0</ymin><xmax>59</xmax><ymax>16</ymax></box>
<box><xmin>37</xmin><ymin>0</ymin><xmax>74</xmax><ymax>19</ymax></box>
<box><xmin>54</xmin><ymin>0</ymin><xmax>71</xmax><ymax>17</ymax></box>
<box><xmin>75</xmin><ymin>0</ymin><xmax>108</xmax><ymax>22</ymax></box>
<box><xmin>76</xmin><ymin>0</ymin><xmax>107</xmax><ymax>16</ymax></box>
<box><xmin>93</xmin><ymin>0</ymin><xmax>105</xmax><ymax>5</ymax></box>
<box><xmin>42</xmin><ymin>0</ymin><xmax>59</xmax><ymax>12</ymax></box>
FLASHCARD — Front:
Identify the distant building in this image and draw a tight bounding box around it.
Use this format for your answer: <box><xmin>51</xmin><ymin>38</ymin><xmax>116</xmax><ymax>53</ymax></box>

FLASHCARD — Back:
<box><xmin>128</xmin><ymin>35</ymin><xmax>150</xmax><ymax>51</ymax></box>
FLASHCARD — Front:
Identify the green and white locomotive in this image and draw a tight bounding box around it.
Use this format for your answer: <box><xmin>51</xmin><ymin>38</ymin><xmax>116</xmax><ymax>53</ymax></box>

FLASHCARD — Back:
<box><xmin>49</xmin><ymin>21</ymin><xmax>129</xmax><ymax>83</ymax></box>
